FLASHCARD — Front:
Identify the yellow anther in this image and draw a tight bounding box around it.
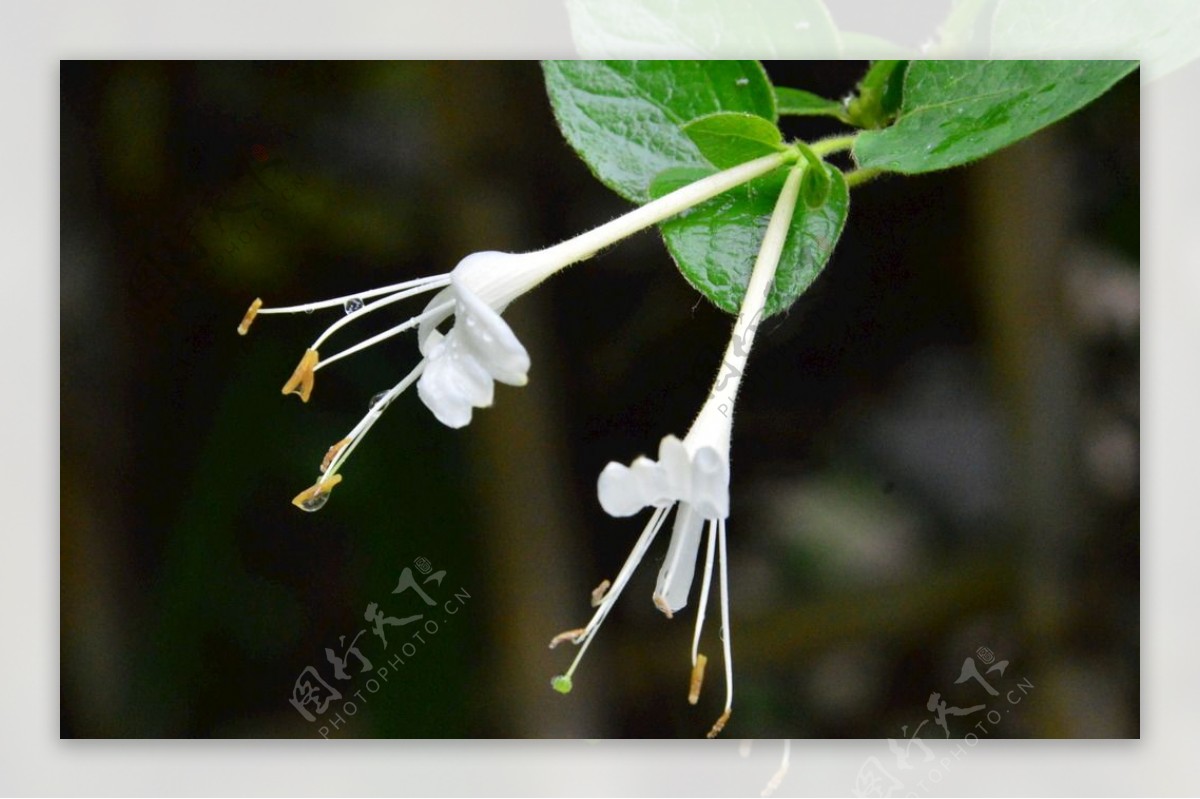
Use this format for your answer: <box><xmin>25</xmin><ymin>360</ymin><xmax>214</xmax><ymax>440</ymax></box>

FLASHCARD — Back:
<box><xmin>706</xmin><ymin>708</ymin><xmax>731</xmax><ymax>739</ymax></box>
<box><xmin>237</xmin><ymin>298</ymin><xmax>263</xmax><ymax>336</ymax></box>
<box><xmin>320</xmin><ymin>437</ymin><xmax>353</xmax><ymax>473</ymax></box>
<box><xmin>282</xmin><ymin>348</ymin><xmax>319</xmax><ymax>403</ymax></box>
<box><xmin>688</xmin><ymin>654</ymin><xmax>708</xmax><ymax>705</ymax></box>
<box><xmin>590</xmin><ymin>579</ymin><xmax>611</xmax><ymax>608</ymax></box>
<box><xmin>291</xmin><ymin>474</ymin><xmax>343</xmax><ymax>512</ymax></box>
<box><xmin>548</xmin><ymin>627</ymin><xmax>586</xmax><ymax>650</ymax></box>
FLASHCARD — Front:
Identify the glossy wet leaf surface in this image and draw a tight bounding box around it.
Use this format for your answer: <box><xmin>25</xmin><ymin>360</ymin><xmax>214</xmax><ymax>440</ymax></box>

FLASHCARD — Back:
<box><xmin>682</xmin><ymin>111</ymin><xmax>786</xmax><ymax>170</ymax></box>
<box><xmin>542</xmin><ymin>60</ymin><xmax>776</xmax><ymax>202</ymax></box>
<box><xmin>854</xmin><ymin>60</ymin><xmax>1138</xmax><ymax>173</ymax></box>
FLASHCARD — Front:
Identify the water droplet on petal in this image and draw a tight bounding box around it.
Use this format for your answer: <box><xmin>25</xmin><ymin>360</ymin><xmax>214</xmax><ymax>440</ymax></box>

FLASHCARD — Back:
<box><xmin>369</xmin><ymin>391</ymin><xmax>391</xmax><ymax>410</ymax></box>
<box><xmin>344</xmin><ymin>297</ymin><xmax>364</xmax><ymax>314</ymax></box>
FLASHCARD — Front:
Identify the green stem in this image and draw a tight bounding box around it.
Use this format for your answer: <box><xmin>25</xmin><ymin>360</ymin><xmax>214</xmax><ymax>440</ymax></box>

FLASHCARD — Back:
<box><xmin>809</xmin><ymin>134</ymin><xmax>857</xmax><ymax>157</ymax></box>
<box><xmin>793</xmin><ymin>141</ymin><xmax>825</xmax><ymax>175</ymax></box>
<box><xmin>844</xmin><ymin>167</ymin><xmax>883</xmax><ymax>188</ymax></box>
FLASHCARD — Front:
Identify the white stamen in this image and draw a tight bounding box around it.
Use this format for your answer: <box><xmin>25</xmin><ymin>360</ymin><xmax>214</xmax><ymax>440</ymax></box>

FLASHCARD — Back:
<box><xmin>321</xmin><ymin>360</ymin><xmax>425</xmax><ymax>480</ymax></box>
<box><xmin>654</xmin><ymin>502</ymin><xmax>705</xmax><ymax>615</ymax></box>
<box><xmin>717</xmin><ymin>518</ymin><xmax>733</xmax><ymax>715</ymax></box>
<box><xmin>310</xmin><ymin>277</ymin><xmax>451</xmax><ymax>351</ymax></box>
<box><xmin>691</xmin><ymin>520</ymin><xmax>718</xmax><ymax>666</ymax></box>
<box><xmin>256</xmin><ymin>273</ymin><xmax>451</xmax><ymax>316</ymax></box>
<box><xmin>315</xmin><ymin>300</ymin><xmax>454</xmax><ymax>371</ymax></box>
<box><xmin>562</xmin><ymin>505</ymin><xmax>672</xmax><ymax>681</ymax></box>
<box><xmin>761</xmin><ymin>739</ymin><xmax>792</xmax><ymax>797</ymax></box>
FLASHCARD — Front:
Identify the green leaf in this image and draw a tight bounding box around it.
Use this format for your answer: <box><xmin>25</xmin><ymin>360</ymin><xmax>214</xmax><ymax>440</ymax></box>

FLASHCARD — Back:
<box><xmin>650</xmin><ymin>164</ymin><xmax>849</xmax><ymax>317</ymax></box>
<box><xmin>854</xmin><ymin>60</ymin><xmax>1138</xmax><ymax>174</ymax></box>
<box><xmin>682</xmin><ymin>112</ymin><xmax>786</xmax><ymax>170</ymax></box>
<box><xmin>541</xmin><ymin>60</ymin><xmax>776</xmax><ymax>203</ymax></box>
<box><xmin>775</xmin><ymin>87</ymin><xmax>849</xmax><ymax>121</ymax></box>
<box><xmin>846</xmin><ymin>60</ymin><xmax>907</xmax><ymax>129</ymax></box>
<box><xmin>799</xmin><ymin>159</ymin><xmax>832</xmax><ymax>208</ymax></box>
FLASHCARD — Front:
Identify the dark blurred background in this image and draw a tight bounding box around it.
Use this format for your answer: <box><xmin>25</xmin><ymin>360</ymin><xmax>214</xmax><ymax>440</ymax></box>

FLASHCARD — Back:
<box><xmin>60</xmin><ymin>61</ymin><xmax>1139</xmax><ymax>739</ymax></box>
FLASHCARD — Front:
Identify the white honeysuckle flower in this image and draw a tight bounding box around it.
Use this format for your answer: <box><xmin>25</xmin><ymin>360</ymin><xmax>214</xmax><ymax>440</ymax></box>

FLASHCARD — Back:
<box><xmin>415</xmin><ymin>252</ymin><xmax>538</xmax><ymax>428</ymax></box>
<box><xmin>551</xmin><ymin>163</ymin><xmax>807</xmax><ymax>739</ymax></box>
<box><xmin>238</xmin><ymin>150</ymin><xmax>798</xmax><ymax>511</ymax></box>
<box><xmin>597</xmin><ymin>434</ymin><xmax>729</xmax><ymax>520</ymax></box>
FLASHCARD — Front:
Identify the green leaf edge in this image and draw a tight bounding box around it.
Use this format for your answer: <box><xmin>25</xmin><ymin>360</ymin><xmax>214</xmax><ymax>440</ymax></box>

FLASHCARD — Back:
<box><xmin>540</xmin><ymin>60</ymin><xmax>779</xmax><ymax>204</ymax></box>
<box><xmin>681</xmin><ymin>111</ymin><xmax>787</xmax><ymax>170</ymax></box>
<box><xmin>774</xmin><ymin>86</ymin><xmax>848</xmax><ymax>120</ymax></box>
<box><xmin>852</xmin><ymin>59</ymin><xmax>1139</xmax><ymax>174</ymax></box>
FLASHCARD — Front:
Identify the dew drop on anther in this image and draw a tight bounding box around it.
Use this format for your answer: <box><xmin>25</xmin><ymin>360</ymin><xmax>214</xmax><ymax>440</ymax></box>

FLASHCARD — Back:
<box><xmin>344</xmin><ymin>297</ymin><xmax>364</xmax><ymax>314</ymax></box>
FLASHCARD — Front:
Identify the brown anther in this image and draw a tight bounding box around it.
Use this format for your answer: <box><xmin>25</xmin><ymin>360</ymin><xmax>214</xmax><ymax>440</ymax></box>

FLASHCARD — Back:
<box><xmin>237</xmin><ymin>298</ymin><xmax>263</xmax><ymax>335</ymax></box>
<box><xmin>653</xmin><ymin>594</ymin><xmax>674</xmax><ymax>619</ymax></box>
<box><xmin>706</xmin><ymin>708</ymin><xmax>731</xmax><ymax>739</ymax></box>
<box><xmin>282</xmin><ymin>348</ymin><xmax>319</xmax><ymax>403</ymax></box>
<box><xmin>763</xmin><ymin>764</ymin><xmax>788</xmax><ymax>797</ymax></box>
<box><xmin>688</xmin><ymin>654</ymin><xmax>708</xmax><ymax>705</ymax></box>
<box><xmin>291</xmin><ymin>473</ymin><xmax>343</xmax><ymax>510</ymax></box>
<box><xmin>548</xmin><ymin>628</ymin><xmax>586</xmax><ymax>649</ymax></box>
<box><xmin>320</xmin><ymin>437</ymin><xmax>353</xmax><ymax>473</ymax></box>
<box><xmin>590</xmin><ymin>579</ymin><xmax>611</xmax><ymax>608</ymax></box>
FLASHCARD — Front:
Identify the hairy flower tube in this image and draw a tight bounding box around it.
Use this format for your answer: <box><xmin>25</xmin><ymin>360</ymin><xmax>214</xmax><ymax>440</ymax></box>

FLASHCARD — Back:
<box><xmin>239</xmin><ymin>151</ymin><xmax>800</xmax><ymax>511</ymax></box>
<box><xmin>549</xmin><ymin>163</ymin><xmax>807</xmax><ymax>738</ymax></box>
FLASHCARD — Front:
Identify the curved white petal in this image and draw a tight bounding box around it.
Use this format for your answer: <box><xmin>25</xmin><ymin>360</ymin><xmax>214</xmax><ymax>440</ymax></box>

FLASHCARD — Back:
<box><xmin>446</xmin><ymin>331</ymin><xmax>495</xmax><ymax>407</ymax></box>
<box><xmin>417</xmin><ymin>372</ymin><xmax>474</xmax><ymax>428</ymax></box>
<box><xmin>657</xmin><ymin>435</ymin><xmax>690</xmax><ymax>498</ymax></box>
<box><xmin>417</xmin><ymin>287</ymin><xmax>457</xmax><ymax>355</ymax></box>
<box><xmin>416</xmin><ymin>332</ymin><xmax>480</xmax><ymax>428</ymax></box>
<box><xmin>629</xmin><ymin>455</ymin><xmax>672</xmax><ymax>508</ymax></box>
<box><xmin>414</xmin><ymin>256</ymin><xmax>533</xmax><ymax>428</ymax></box>
<box><xmin>597</xmin><ymin>462</ymin><xmax>644</xmax><ymax>517</ymax></box>
<box><xmin>596</xmin><ymin>434</ymin><xmax>730</xmax><ymax>521</ymax></box>
<box><xmin>654</xmin><ymin>503</ymin><xmax>705</xmax><ymax>615</ymax></box>
<box><xmin>451</xmin><ymin>274</ymin><xmax>530</xmax><ymax>386</ymax></box>
<box><xmin>689</xmin><ymin>445</ymin><xmax>730</xmax><ymax>519</ymax></box>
